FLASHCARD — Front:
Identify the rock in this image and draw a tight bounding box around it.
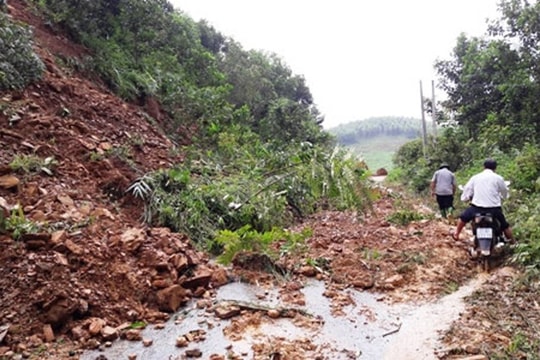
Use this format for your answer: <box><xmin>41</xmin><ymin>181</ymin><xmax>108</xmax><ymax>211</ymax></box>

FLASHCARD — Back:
<box><xmin>214</xmin><ymin>304</ymin><xmax>241</xmax><ymax>319</ymax></box>
<box><xmin>88</xmin><ymin>318</ymin><xmax>106</xmax><ymax>336</ymax></box>
<box><xmin>100</xmin><ymin>326</ymin><xmax>118</xmax><ymax>341</ymax></box>
<box><xmin>152</xmin><ymin>278</ymin><xmax>173</xmax><ymax>289</ymax></box>
<box><xmin>43</xmin><ymin>324</ymin><xmax>55</xmax><ymax>342</ymax></box>
<box><xmin>383</xmin><ymin>274</ymin><xmax>405</xmax><ymax>288</ymax></box>
<box><xmin>19</xmin><ymin>233</ymin><xmax>51</xmax><ymax>243</ymax></box>
<box><xmin>182</xmin><ymin>272</ymin><xmax>212</xmax><ymax>290</ymax></box>
<box><xmin>156</xmin><ymin>285</ymin><xmax>189</xmax><ymax>312</ymax></box>
<box><xmin>176</xmin><ymin>336</ymin><xmax>189</xmax><ymax>347</ymax></box>
<box><xmin>464</xmin><ymin>344</ymin><xmax>482</xmax><ymax>355</ymax></box>
<box><xmin>70</xmin><ymin>326</ymin><xmax>88</xmax><ymax>340</ymax></box>
<box><xmin>57</xmin><ymin>194</ymin><xmax>75</xmax><ymax>207</ymax></box>
<box><xmin>209</xmin><ymin>355</ymin><xmax>225</xmax><ymax>360</ymax></box>
<box><xmin>85</xmin><ymin>338</ymin><xmax>100</xmax><ymax>350</ymax></box>
<box><xmin>142</xmin><ymin>338</ymin><xmax>153</xmax><ymax>347</ymax></box>
<box><xmin>375</xmin><ymin>168</ymin><xmax>388</xmax><ymax>176</ymax></box>
<box><xmin>185</xmin><ymin>348</ymin><xmax>202</xmax><ymax>358</ymax></box>
<box><xmin>64</xmin><ymin>239</ymin><xmax>84</xmax><ymax>255</ymax></box>
<box><xmin>267</xmin><ymin>309</ymin><xmax>280</xmax><ymax>319</ymax></box>
<box><xmin>50</xmin><ymin>230</ymin><xmax>67</xmax><ymax>245</ymax></box>
<box><xmin>43</xmin><ymin>297</ymin><xmax>76</xmax><ymax>326</ymax></box>
<box><xmin>0</xmin><ymin>175</ymin><xmax>20</xmax><ymax>190</ymax></box>
<box><xmin>196</xmin><ymin>299</ymin><xmax>212</xmax><ymax>309</ymax></box>
<box><xmin>20</xmin><ymin>233</ymin><xmax>51</xmax><ymax>250</ymax></box>
<box><xmin>170</xmin><ymin>253</ymin><xmax>189</xmax><ymax>272</ymax></box>
<box><xmin>210</xmin><ymin>267</ymin><xmax>229</xmax><ymax>287</ymax></box>
<box><xmin>298</xmin><ymin>265</ymin><xmax>317</xmax><ymax>277</ymax></box>
<box><xmin>120</xmin><ymin>228</ymin><xmax>145</xmax><ymax>252</ymax></box>
<box><xmin>124</xmin><ymin>329</ymin><xmax>142</xmax><ymax>341</ymax></box>
<box><xmin>351</xmin><ymin>274</ymin><xmax>375</xmax><ymax>289</ymax></box>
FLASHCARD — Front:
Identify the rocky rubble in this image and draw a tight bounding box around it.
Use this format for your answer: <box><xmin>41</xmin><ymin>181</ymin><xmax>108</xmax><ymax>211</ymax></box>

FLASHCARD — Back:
<box><xmin>1</xmin><ymin>1</ymin><xmax>229</xmax><ymax>358</ymax></box>
<box><xmin>1</xmin><ymin>1</ymin><xmax>536</xmax><ymax>359</ymax></box>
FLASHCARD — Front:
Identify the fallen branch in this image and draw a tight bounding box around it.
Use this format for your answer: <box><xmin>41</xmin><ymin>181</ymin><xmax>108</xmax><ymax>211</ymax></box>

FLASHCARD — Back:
<box><xmin>215</xmin><ymin>299</ymin><xmax>313</xmax><ymax>318</ymax></box>
<box><xmin>382</xmin><ymin>322</ymin><xmax>401</xmax><ymax>337</ymax></box>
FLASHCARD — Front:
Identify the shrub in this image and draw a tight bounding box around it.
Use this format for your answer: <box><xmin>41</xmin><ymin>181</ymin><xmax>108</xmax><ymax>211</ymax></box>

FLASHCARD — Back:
<box><xmin>0</xmin><ymin>13</ymin><xmax>44</xmax><ymax>90</ymax></box>
<box><xmin>386</xmin><ymin>209</ymin><xmax>424</xmax><ymax>225</ymax></box>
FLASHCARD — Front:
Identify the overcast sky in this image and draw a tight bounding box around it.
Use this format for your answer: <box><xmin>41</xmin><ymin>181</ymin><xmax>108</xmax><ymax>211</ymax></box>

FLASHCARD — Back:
<box><xmin>170</xmin><ymin>1</ymin><xmax>500</xmax><ymax>129</ymax></box>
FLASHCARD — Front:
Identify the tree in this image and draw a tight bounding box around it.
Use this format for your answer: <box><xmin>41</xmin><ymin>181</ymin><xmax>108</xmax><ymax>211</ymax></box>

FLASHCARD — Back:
<box><xmin>436</xmin><ymin>0</ymin><xmax>540</xmax><ymax>149</ymax></box>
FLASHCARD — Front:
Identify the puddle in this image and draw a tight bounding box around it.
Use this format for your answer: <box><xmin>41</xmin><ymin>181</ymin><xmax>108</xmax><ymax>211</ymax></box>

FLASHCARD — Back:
<box><xmin>81</xmin><ymin>276</ymin><xmax>486</xmax><ymax>359</ymax></box>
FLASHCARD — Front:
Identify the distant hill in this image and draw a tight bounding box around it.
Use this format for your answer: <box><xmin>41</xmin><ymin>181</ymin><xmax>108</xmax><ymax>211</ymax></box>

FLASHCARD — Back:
<box><xmin>327</xmin><ymin>116</ymin><xmax>423</xmax><ymax>170</ymax></box>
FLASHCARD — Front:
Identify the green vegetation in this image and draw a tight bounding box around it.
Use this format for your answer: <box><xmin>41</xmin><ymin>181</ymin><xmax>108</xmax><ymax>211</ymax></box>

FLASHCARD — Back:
<box><xmin>214</xmin><ymin>226</ymin><xmax>311</xmax><ymax>265</ymax></box>
<box><xmin>0</xmin><ymin>0</ymin><xmax>375</xmax><ymax>262</ymax></box>
<box><xmin>386</xmin><ymin>209</ymin><xmax>424</xmax><ymax>226</ymax></box>
<box><xmin>360</xmin><ymin>247</ymin><xmax>382</xmax><ymax>261</ymax></box>
<box><xmin>390</xmin><ymin>0</ymin><xmax>540</xmax><ymax>279</ymax></box>
<box><xmin>345</xmin><ymin>134</ymin><xmax>414</xmax><ymax>171</ymax></box>
<box><xmin>9</xmin><ymin>154</ymin><xmax>58</xmax><ymax>175</ymax></box>
<box><xmin>329</xmin><ymin>117</ymin><xmax>421</xmax><ymax>144</ymax></box>
<box><xmin>31</xmin><ymin>0</ymin><xmax>330</xmax><ymax>147</ymax></box>
<box><xmin>327</xmin><ymin>117</ymin><xmax>422</xmax><ymax>171</ymax></box>
<box><xmin>0</xmin><ymin>13</ymin><xmax>44</xmax><ymax>90</ymax></box>
<box><xmin>5</xmin><ymin>207</ymin><xmax>41</xmax><ymax>240</ymax></box>
<box><xmin>126</xmin><ymin>134</ymin><xmax>371</xmax><ymax>248</ymax></box>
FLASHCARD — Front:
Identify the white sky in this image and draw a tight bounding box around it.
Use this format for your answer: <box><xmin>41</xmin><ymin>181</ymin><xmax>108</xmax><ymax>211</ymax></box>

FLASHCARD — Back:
<box><xmin>170</xmin><ymin>1</ymin><xmax>500</xmax><ymax>129</ymax></box>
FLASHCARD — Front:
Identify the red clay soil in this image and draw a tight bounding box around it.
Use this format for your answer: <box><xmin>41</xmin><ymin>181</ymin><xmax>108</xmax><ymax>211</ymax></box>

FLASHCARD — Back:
<box><xmin>0</xmin><ymin>1</ymin><xmax>534</xmax><ymax>359</ymax></box>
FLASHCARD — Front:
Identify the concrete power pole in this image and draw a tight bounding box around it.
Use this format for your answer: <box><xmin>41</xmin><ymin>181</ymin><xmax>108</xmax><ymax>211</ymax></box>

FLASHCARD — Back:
<box><xmin>431</xmin><ymin>80</ymin><xmax>437</xmax><ymax>136</ymax></box>
<box><xmin>419</xmin><ymin>80</ymin><xmax>427</xmax><ymax>156</ymax></box>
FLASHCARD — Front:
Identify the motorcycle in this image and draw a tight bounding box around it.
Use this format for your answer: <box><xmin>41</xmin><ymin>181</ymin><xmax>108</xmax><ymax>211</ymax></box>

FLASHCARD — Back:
<box><xmin>469</xmin><ymin>212</ymin><xmax>508</xmax><ymax>271</ymax></box>
<box><xmin>458</xmin><ymin>182</ymin><xmax>511</xmax><ymax>272</ymax></box>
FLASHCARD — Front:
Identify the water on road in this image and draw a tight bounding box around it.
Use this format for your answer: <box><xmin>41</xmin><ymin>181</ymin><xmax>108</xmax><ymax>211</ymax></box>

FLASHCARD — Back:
<box><xmin>82</xmin><ymin>275</ymin><xmax>487</xmax><ymax>359</ymax></box>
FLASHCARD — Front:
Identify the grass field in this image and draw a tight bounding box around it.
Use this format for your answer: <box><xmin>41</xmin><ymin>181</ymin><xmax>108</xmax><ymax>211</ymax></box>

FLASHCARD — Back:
<box><xmin>344</xmin><ymin>135</ymin><xmax>415</xmax><ymax>172</ymax></box>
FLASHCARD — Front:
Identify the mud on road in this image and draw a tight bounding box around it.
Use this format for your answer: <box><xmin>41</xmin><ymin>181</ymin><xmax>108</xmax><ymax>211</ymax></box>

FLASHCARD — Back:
<box><xmin>1</xmin><ymin>1</ymin><xmax>537</xmax><ymax>359</ymax></box>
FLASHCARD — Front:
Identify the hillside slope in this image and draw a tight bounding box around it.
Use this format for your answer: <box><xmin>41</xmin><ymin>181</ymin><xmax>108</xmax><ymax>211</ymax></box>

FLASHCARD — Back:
<box><xmin>1</xmin><ymin>1</ymin><xmax>228</xmax><ymax>357</ymax></box>
<box><xmin>1</xmin><ymin>2</ymin><xmax>537</xmax><ymax>360</ymax></box>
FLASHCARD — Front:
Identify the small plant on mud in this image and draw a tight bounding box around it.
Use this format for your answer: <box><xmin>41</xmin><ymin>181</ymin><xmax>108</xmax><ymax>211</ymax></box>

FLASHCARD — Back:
<box><xmin>279</xmin><ymin>228</ymin><xmax>311</xmax><ymax>258</ymax></box>
<box><xmin>495</xmin><ymin>332</ymin><xmax>540</xmax><ymax>360</ymax></box>
<box><xmin>360</xmin><ymin>247</ymin><xmax>382</xmax><ymax>261</ymax></box>
<box><xmin>401</xmin><ymin>251</ymin><xmax>427</xmax><ymax>265</ymax></box>
<box><xmin>125</xmin><ymin>175</ymin><xmax>154</xmax><ymax>223</ymax></box>
<box><xmin>5</xmin><ymin>207</ymin><xmax>41</xmax><ymax>240</ymax></box>
<box><xmin>386</xmin><ymin>209</ymin><xmax>423</xmax><ymax>225</ymax></box>
<box><xmin>305</xmin><ymin>256</ymin><xmax>331</xmax><ymax>272</ymax></box>
<box><xmin>9</xmin><ymin>154</ymin><xmax>57</xmax><ymax>175</ymax></box>
<box><xmin>443</xmin><ymin>281</ymin><xmax>459</xmax><ymax>294</ymax></box>
<box><xmin>214</xmin><ymin>226</ymin><xmax>309</xmax><ymax>265</ymax></box>
<box><xmin>89</xmin><ymin>151</ymin><xmax>104</xmax><ymax>161</ymax></box>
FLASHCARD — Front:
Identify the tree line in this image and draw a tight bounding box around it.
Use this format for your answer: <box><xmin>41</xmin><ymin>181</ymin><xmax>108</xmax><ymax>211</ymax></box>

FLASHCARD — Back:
<box><xmin>329</xmin><ymin>117</ymin><xmax>421</xmax><ymax>146</ymax></box>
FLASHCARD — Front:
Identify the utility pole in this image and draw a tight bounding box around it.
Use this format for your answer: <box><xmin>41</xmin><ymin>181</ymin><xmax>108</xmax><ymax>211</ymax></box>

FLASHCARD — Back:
<box><xmin>431</xmin><ymin>80</ymin><xmax>437</xmax><ymax>136</ymax></box>
<box><xmin>419</xmin><ymin>80</ymin><xmax>427</xmax><ymax>157</ymax></box>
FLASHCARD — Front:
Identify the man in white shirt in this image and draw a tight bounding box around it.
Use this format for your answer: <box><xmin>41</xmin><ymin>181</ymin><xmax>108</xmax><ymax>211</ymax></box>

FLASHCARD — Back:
<box><xmin>430</xmin><ymin>163</ymin><xmax>456</xmax><ymax>218</ymax></box>
<box><xmin>452</xmin><ymin>159</ymin><xmax>515</xmax><ymax>243</ymax></box>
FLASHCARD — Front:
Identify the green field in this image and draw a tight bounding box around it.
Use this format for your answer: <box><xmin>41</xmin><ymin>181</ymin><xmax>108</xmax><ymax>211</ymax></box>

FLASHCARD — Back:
<box><xmin>344</xmin><ymin>135</ymin><xmax>414</xmax><ymax>171</ymax></box>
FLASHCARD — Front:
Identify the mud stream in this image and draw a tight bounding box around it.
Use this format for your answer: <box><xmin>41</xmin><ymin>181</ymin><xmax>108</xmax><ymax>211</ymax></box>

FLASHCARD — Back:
<box><xmin>82</xmin><ymin>276</ymin><xmax>486</xmax><ymax>360</ymax></box>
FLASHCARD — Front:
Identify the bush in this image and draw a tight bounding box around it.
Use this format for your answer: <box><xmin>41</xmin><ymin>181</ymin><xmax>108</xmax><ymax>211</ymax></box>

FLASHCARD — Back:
<box><xmin>0</xmin><ymin>13</ymin><xmax>44</xmax><ymax>90</ymax></box>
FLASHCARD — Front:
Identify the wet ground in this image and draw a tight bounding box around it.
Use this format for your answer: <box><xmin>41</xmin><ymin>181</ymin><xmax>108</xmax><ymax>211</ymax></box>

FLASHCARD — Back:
<box><xmin>82</xmin><ymin>275</ymin><xmax>488</xmax><ymax>360</ymax></box>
